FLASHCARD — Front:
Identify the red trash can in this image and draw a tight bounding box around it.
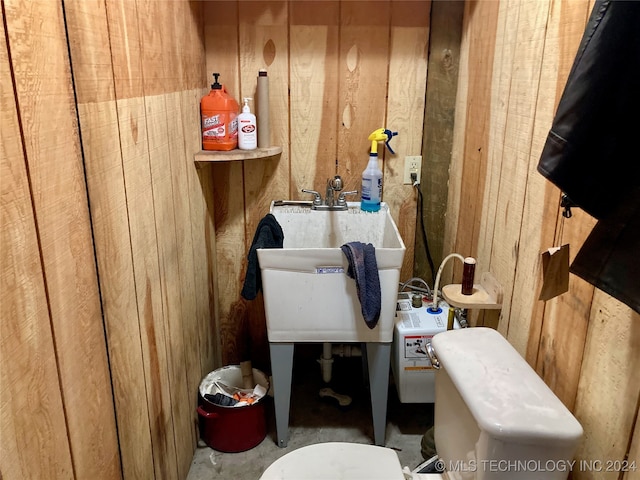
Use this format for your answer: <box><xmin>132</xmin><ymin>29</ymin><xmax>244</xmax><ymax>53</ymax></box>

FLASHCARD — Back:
<box><xmin>197</xmin><ymin>365</ymin><xmax>269</xmax><ymax>452</ymax></box>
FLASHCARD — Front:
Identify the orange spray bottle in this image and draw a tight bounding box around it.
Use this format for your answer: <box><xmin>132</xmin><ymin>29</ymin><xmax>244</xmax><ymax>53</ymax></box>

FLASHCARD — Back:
<box><xmin>201</xmin><ymin>73</ymin><xmax>239</xmax><ymax>151</ymax></box>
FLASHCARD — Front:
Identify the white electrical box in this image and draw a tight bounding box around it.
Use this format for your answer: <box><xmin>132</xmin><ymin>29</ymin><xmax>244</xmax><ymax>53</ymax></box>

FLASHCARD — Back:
<box><xmin>391</xmin><ymin>294</ymin><xmax>459</xmax><ymax>403</ymax></box>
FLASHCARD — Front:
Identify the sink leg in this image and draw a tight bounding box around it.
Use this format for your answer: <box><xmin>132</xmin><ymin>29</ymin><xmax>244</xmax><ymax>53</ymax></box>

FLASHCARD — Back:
<box><xmin>366</xmin><ymin>342</ymin><xmax>391</xmax><ymax>446</ymax></box>
<box><xmin>269</xmin><ymin>342</ymin><xmax>294</xmax><ymax>448</ymax></box>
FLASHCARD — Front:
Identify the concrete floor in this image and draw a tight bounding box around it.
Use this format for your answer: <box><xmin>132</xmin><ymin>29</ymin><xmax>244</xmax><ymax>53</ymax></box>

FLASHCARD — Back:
<box><xmin>187</xmin><ymin>345</ymin><xmax>433</xmax><ymax>480</ymax></box>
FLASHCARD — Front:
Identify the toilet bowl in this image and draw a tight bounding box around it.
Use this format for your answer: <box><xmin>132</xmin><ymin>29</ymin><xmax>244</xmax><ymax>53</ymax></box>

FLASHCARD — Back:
<box><xmin>259</xmin><ymin>327</ymin><xmax>583</xmax><ymax>480</ymax></box>
<box><xmin>260</xmin><ymin>442</ymin><xmax>406</xmax><ymax>480</ymax></box>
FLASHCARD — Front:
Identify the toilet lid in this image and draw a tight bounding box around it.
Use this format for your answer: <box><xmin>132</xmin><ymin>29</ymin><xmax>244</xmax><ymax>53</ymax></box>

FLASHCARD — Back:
<box><xmin>259</xmin><ymin>442</ymin><xmax>406</xmax><ymax>480</ymax></box>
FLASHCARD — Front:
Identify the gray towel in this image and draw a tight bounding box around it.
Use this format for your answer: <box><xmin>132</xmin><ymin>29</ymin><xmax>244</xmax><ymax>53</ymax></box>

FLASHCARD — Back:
<box><xmin>341</xmin><ymin>242</ymin><xmax>381</xmax><ymax>329</ymax></box>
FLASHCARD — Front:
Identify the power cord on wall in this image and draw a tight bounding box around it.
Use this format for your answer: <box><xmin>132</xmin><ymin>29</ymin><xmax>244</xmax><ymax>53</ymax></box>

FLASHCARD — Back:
<box><xmin>411</xmin><ymin>172</ymin><xmax>436</xmax><ymax>286</ymax></box>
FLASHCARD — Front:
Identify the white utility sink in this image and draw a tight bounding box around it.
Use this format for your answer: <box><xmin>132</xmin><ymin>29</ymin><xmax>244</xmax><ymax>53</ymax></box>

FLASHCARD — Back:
<box><xmin>257</xmin><ymin>201</ymin><xmax>406</xmax><ymax>343</ymax></box>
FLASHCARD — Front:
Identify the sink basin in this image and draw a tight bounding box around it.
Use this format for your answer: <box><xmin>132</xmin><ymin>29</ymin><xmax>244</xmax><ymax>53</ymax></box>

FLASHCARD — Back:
<box><xmin>257</xmin><ymin>202</ymin><xmax>406</xmax><ymax>343</ymax></box>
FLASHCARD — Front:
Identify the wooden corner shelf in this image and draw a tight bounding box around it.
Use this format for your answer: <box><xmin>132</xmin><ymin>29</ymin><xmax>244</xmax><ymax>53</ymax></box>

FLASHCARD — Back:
<box><xmin>441</xmin><ymin>271</ymin><xmax>503</xmax><ymax>309</ymax></box>
<box><xmin>194</xmin><ymin>146</ymin><xmax>282</xmax><ymax>165</ymax></box>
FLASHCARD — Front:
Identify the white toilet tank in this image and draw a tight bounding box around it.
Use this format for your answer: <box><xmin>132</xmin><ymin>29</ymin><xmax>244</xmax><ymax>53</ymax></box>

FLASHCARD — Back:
<box><xmin>431</xmin><ymin>328</ymin><xmax>583</xmax><ymax>480</ymax></box>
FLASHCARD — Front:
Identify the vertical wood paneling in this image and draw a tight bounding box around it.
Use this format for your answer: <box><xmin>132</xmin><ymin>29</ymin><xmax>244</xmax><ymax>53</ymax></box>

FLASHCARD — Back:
<box><xmin>108</xmin><ymin>1</ymin><xmax>188</xmax><ymax>477</ymax></box>
<box><xmin>418</xmin><ymin>0</ymin><xmax>463</xmax><ymax>283</ymax></box>
<box><xmin>117</xmin><ymin>96</ymin><xmax>180</xmax><ymax>479</ymax></box>
<box><xmin>239</xmin><ymin>1</ymin><xmax>290</xmax><ymax>223</ymax></box>
<box><xmin>139</xmin><ymin>0</ymin><xmax>172</xmax><ymax>96</ymax></box>
<box><xmin>385</xmin><ymin>0</ymin><xmax>430</xmax><ymax>281</ymax></box>
<box><xmin>0</xmin><ymin>13</ymin><xmax>74</xmax><ymax>479</ymax></box>
<box><xmin>441</xmin><ymin>0</ymin><xmax>472</xmax><ymax>286</ymax></box>
<box><xmin>131</xmin><ymin>1</ymin><xmax>208</xmax><ymax>475</ymax></box>
<box><xmin>66</xmin><ymin>0</ymin><xmax>210</xmax><ymax>478</ymax></box>
<box><xmin>473</xmin><ymin>0</ymin><xmax>516</xmax><ymax>284</ymax></box>
<box><xmin>290</xmin><ymin>1</ymin><xmax>340</xmax><ymax>197</ymax></box>
<box><xmin>534</xmin><ymin>208</ymin><xmax>595</xmax><ymax>408</ymax></box>
<box><xmin>337</xmin><ymin>1</ymin><xmax>390</xmax><ymax>193</ymax></box>
<box><xmin>210</xmin><ymin>159</ymin><xmax>248</xmax><ymax>365</ymax></box>
<box><xmin>483</xmin><ymin>0</ymin><xmax>550</xmax><ymax>348</ymax></box>
<box><xmin>171</xmin><ymin>2</ymin><xmax>215</xmax><ymax>379</ymax></box>
<box><xmin>180</xmin><ymin>87</ymin><xmax>219</xmax><ymax>377</ymax></box>
<box><xmin>76</xmin><ymin>99</ymin><xmax>155</xmax><ymax>479</ymax></box>
<box><xmin>145</xmin><ymin>94</ymin><xmax>196</xmax><ymax>477</ymax></box>
<box><xmin>166</xmin><ymin>89</ymin><xmax>202</xmax><ymax>445</ymax></box>
<box><xmin>3</xmin><ymin>1</ymin><xmax>121</xmax><ymax>478</ymax></box>
<box><xmin>239</xmin><ymin>1</ymin><xmax>290</xmax><ymax>367</ymax></box>
<box><xmin>523</xmin><ymin>0</ymin><xmax>590</xmax><ymax>366</ymax></box>
<box><xmin>65</xmin><ymin>0</ymin><xmax>156</xmax><ymax>477</ymax></box>
<box><xmin>530</xmin><ymin>0</ymin><xmax>594</xmax><ymax>411</ymax></box>
<box><xmin>573</xmin><ymin>295</ymin><xmax>640</xmax><ymax>480</ymax></box>
<box><xmin>444</xmin><ymin>0</ymin><xmax>501</xmax><ymax>328</ymax></box>
<box><xmin>506</xmin><ymin>0</ymin><xmax>560</xmax><ymax>357</ymax></box>
<box><xmin>204</xmin><ymin>3</ymin><xmax>246</xmax><ymax>366</ymax></box>
<box><xmin>174</xmin><ymin>2</ymin><xmax>217</xmax><ymax>380</ymax></box>
<box><xmin>491</xmin><ymin>0</ymin><xmax>549</xmax><ymax>350</ymax></box>
<box><xmin>106</xmin><ymin>0</ymin><xmax>144</xmax><ymax>100</ymax></box>
<box><xmin>453</xmin><ymin>0</ymin><xmax>501</xmax><ymax>279</ymax></box>
<box><xmin>447</xmin><ymin>1</ymin><xmax>640</xmax><ymax>479</ymax></box>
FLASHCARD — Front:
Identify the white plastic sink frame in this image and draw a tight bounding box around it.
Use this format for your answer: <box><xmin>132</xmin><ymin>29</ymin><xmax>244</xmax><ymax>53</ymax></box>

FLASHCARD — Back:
<box><xmin>257</xmin><ymin>201</ymin><xmax>406</xmax><ymax>448</ymax></box>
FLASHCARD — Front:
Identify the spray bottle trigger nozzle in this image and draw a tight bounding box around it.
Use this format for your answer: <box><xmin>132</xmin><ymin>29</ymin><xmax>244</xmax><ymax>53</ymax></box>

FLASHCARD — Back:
<box><xmin>368</xmin><ymin>128</ymin><xmax>398</xmax><ymax>155</ymax></box>
<box><xmin>384</xmin><ymin>130</ymin><xmax>398</xmax><ymax>155</ymax></box>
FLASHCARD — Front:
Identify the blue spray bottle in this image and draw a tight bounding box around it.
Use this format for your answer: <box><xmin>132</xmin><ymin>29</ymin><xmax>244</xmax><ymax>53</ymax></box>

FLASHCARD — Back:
<box><xmin>361</xmin><ymin>128</ymin><xmax>398</xmax><ymax>212</ymax></box>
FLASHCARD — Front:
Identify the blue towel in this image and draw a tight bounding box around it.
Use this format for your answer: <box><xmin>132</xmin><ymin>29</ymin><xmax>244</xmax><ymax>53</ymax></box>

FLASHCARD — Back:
<box><xmin>341</xmin><ymin>242</ymin><xmax>381</xmax><ymax>329</ymax></box>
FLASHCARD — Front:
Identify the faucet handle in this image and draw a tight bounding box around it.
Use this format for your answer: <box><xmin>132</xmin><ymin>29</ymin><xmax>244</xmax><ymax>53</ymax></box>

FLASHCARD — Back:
<box><xmin>301</xmin><ymin>189</ymin><xmax>323</xmax><ymax>206</ymax></box>
<box><xmin>330</xmin><ymin>175</ymin><xmax>343</xmax><ymax>191</ymax></box>
<box><xmin>337</xmin><ymin>190</ymin><xmax>358</xmax><ymax>206</ymax></box>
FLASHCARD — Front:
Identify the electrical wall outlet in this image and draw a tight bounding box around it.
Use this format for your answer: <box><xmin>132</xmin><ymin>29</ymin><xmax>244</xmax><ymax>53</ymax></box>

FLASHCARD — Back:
<box><xmin>403</xmin><ymin>155</ymin><xmax>422</xmax><ymax>184</ymax></box>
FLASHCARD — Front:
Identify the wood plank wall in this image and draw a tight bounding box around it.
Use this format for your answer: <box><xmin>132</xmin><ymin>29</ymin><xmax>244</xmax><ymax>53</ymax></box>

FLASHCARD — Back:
<box><xmin>65</xmin><ymin>0</ymin><xmax>218</xmax><ymax>477</ymax></box>
<box><xmin>416</xmin><ymin>0</ymin><xmax>464</xmax><ymax>284</ymax></box>
<box><xmin>1</xmin><ymin>0</ymin><xmax>120</xmax><ymax>478</ymax></box>
<box><xmin>444</xmin><ymin>0</ymin><xmax>640</xmax><ymax>478</ymax></box>
<box><xmin>2</xmin><ymin>1</ymin><xmax>218</xmax><ymax>479</ymax></box>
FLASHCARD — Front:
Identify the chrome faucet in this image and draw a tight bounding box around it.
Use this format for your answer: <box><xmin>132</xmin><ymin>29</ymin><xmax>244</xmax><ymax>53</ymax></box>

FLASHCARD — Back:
<box><xmin>302</xmin><ymin>175</ymin><xmax>357</xmax><ymax>210</ymax></box>
<box><xmin>325</xmin><ymin>176</ymin><xmax>343</xmax><ymax>207</ymax></box>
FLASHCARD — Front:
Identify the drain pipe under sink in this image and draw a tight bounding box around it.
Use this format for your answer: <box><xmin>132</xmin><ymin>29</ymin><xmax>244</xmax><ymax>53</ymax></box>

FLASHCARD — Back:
<box><xmin>319</xmin><ymin>343</ymin><xmax>334</xmax><ymax>383</ymax></box>
<box><xmin>318</xmin><ymin>342</ymin><xmax>362</xmax><ymax>383</ymax></box>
